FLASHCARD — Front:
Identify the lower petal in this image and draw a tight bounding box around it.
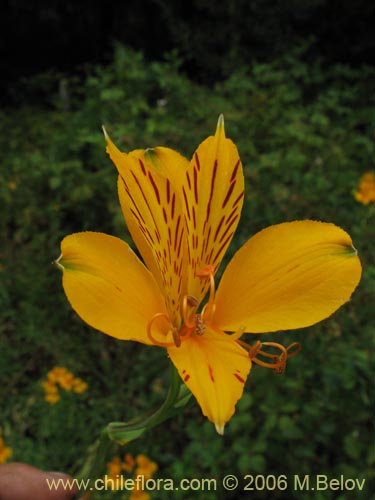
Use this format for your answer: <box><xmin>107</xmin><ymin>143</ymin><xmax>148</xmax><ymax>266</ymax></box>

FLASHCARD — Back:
<box><xmin>57</xmin><ymin>232</ymin><xmax>168</xmax><ymax>344</ymax></box>
<box><xmin>167</xmin><ymin>327</ymin><xmax>251</xmax><ymax>434</ymax></box>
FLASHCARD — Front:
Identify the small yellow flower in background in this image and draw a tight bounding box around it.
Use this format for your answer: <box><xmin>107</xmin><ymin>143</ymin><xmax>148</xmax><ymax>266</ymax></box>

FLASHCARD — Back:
<box><xmin>72</xmin><ymin>377</ymin><xmax>88</xmax><ymax>394</ymax></box>
<box><xmin>107</xmin><ymin>456</ymin><xmax>123</xmax><ymax>475</ymax></box>
<box><xmin>354</xmin><ymin>171</ymin><xmax>375</xmax><ymax>205</ymax></box>
<box><xmin>42</xmin><ymin>366</ymin><xmax>88</xmax><ymax>403</ymax></box>
<box><xmin>0</xmin><ymin>429</ymin><xmax>12</xmax><ymax>464</ymax></box>
<box><xmin>56</xmin><ymin>116</ymin><xmax>361</xmax><ymax>434</ymax></box>
<box><xmin>130</xmin><ymin>489</ymin><xmax>151</xmax><ymax>500</ymax></box>
<box><xmin>106</xmin><ymin>453</ymin><xmax>157</xmax><ymax>495</ymax></box>
<box><xmin>134</xmin><ymin>454</ymin><xmax>158</xmax><ymax>480</ymax></box>
<box><xmin>122</xmin><ymin>452</ymin><xmax>135</xmax><ymax>472</ymax></box>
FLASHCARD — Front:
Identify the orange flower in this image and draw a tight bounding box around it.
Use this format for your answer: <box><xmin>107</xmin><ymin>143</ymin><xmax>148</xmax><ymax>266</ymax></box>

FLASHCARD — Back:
<box><xmin>122</xmin><ymin>453</ymin><xmax>135</xmax><ymax>472</ymax></box>
<box><xmin>43</xmin><ymin>367</ymin><xmax>87</xmax><ymax>403</ymax></box>
<box><xmin>354</xmin><ymin>171</ymin><xmax>375</xmax><ymax>205</ymax></box>
<box><xmin>56</xmin><ymin>117</ymin><xmax>361</xmax><ymax>433</ymax></box>
<box><xmin>0</xmin><ymin>431</ymin><xmax>12</xmax><ymax>464</ymax></box>
<box><xmin>135</xmin><ymin>454</ymin><xmax>158</xmax><ymax>479</ymax></box>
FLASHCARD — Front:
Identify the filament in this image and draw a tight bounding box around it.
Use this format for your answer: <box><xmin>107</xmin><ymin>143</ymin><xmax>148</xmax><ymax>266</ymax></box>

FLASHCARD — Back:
<box><xmin>147</xmin><ymin>313</ymin><xmax>194</xmax><ymax>348</ymax></box>
<box><xmin>196</xmin><ymin>265</ymin><xmax>216</xmax><ymax>322</ymax></box>
<box><xmin>238</xmin><ymin>339</ymin><xmax>301</xmax><ymax>374</ymax></box>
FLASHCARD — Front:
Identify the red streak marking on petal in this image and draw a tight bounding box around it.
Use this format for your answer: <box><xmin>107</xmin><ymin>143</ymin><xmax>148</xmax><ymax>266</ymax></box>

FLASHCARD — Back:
<box><xmin>171</xmin><ymin>193</ymin><xmax>176</xmax><ymax>219</ymax></box>
<box><xmin>204</xmin><ymin>226</ymin><xmax>212</xmax><ymax>253</ymax></box>
<box><xmin>186</xmin><ymin>170</ymin><xmax>192</xmax><ymax>189</ymax></box>
<box><xmin>167</xmin><ymin>244</ymin><xmax>172</xmax><ymax>264</ymax></box>
<box><xmin>213</xmin><ymin>216</ymin><xmax>225</xmax><ymax>243</ymax></box>
<box><xmin>195</xmin><ymin>152</ymin><xmax>201</xmax><ymax>171</ymax></box>
<box><xmin>182</xmin><ymin>187</ymin><xmax>191</xmax><ymax>220</ymax></box>
<box><xmin>193</xmin><ymin>166</ymin><xmax>198</xmax><ymax>204</ymax></box>
<box><xmin>286</xmin><ymin>264</ymin><xmax>300</xmax><ymax>273</ymax></box>
<box><xmin>207</xmin><ymin>247</ymin><xmax>214</xmax><ymax>263</ymax></box>
<box><xmin>138</xmin><ymin>224</ymin><xmax>151</xmax><ymax>246</ymax></box>
<box><xmin>184</xmin><ymin>374</ymin><xmax>190</xmax><ymax>382</ymax></box>
<box><xmin>208</xmin><ymin>365</ymin><xmax>215</xmax><ymax>383</ymax></box>
<box><xmin>230</xmin><ymin>159</ymin><xmax>241</xmax><ymax>182</ymax></box>
<box><xmin>205</xmin><ymin>160</ymin><xmax>218</xmax><ymax>223</ymax></box>
<box><xmin>162</xmin><ymin>207</ymin><xmax>168</xmax><ymax>224</ymax></box>
<box><xmin>193</xmin><ymin>234</ymin><xmax>198</xmax><ymax>250</ymax></box>
<box><xmin>138</xmin><ymin>159</ymin><xmax>147</xmax><ymax>176</ymax></box>
<box><xmin>232</xmin><ymin>190</ymin><xmax>244</xmax><ymax>209</ymax></box>
<box><xmin>174</xmin><ymin>216</ymin><xmax>181</xmax><ymax>251</ymax></box>
<box><xmin>220</xmin><ymin>215</ymin><xmax>239</xmax><ymax>243</ymax></box>
<box><xmin>166</xmin><ymin>178</ymin><xmax>171</xmax><ymax>203</ymax></box>
<box><xmin>234</xmin><ymin>373</ymin><xmax>245</xmax><ymax>383</ymax></box>
<box><xmin>225</xmin><ymin>206</ymin><xmax>238</xmax><ymax>225</ymax></box>
<box><xmin>213</xmin><ymin>232</ymin><xmax>234</xmax><ymax>264</ymax></box>
<box><xmin>154</xmin><ymin>228</ymin><xmax>161</xmax><ymax>244</ymax></box>
<box><xmin>148</xmin><ymin>171</ymin><xmax>161</xmax><ymax>204</ymax></box>
<box><xmin>177</xmin><ymin>230</ymin><xmax>184</xmax><ymax>257</ymax></box>
<box><xmin>130</xmin><ymin>208</ymin><xmax>146</xmax><ymax>228</ymax></box>
<box><xmin>192</xmin><ymin>206</ymin><xmax>197</xmax><ymax>230</ymax></box>
<box><xmin>222</xmin><ymin>181</ymin><xmax>236</xmax><ymax>209</ymax></box>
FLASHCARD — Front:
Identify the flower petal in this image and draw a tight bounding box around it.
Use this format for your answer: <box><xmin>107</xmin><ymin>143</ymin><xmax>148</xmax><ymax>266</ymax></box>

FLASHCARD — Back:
<box><xmin>167</xmin><ymin>327</ymin><xmax>251</xmax><ymax>433</ymax></box>
<box><xmin>182</xmin><ymin>116</ymin><xmax>244</xmax><ymax>302</ymax></box>
<box><xmin>214</xmin><ymin>221</ymin><xmax>362</xmax><ymax>333</ymax></box>
<box><xmin>105</xmin><ymin>130</ymin><xmax>190</xmax><ymax>325</ymax></box>
<box><xmin>57</xmin><ymin>232</ymin><xmax>168</xmax><ymax>344</ymax></box>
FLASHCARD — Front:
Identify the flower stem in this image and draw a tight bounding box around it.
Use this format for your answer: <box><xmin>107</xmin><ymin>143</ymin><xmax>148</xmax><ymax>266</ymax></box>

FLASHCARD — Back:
<box><xmin>74</xmin><ymin>365</ymin><xmax>191</xmax><ymax>493</ymax></box>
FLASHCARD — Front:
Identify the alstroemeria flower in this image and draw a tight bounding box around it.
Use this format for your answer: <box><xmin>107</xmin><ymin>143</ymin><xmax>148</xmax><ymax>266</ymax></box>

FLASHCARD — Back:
<box><xmin>56</xmin><ymin>117</ymin><xmax>361</xmax><ymax>434</ymax></box>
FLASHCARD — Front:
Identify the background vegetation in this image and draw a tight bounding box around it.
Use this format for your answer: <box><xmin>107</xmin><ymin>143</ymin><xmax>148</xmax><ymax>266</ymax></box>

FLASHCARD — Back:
<box><xmin>1</xmin><ymin>3</ymin><xmax>374</xmax><ymax>498</ymax></box>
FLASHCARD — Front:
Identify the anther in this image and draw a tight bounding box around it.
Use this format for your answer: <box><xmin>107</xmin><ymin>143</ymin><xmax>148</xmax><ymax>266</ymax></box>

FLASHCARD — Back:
<box><xmin>172</xmin><ymin>328</ymin><xmax>181</xmax><ymax>347</ymax></box>
<box><xmin>195</xmin><ymin>265</ymin><xmax>215</xmax><ymax>278</ymax></box>
<box><xmin>186</xmin><ymin>295</ymin><xmax>199</xmax><ymax>307</ymax></box>
<box><xmin>247</xmin><ymin>340</ymin><xmax>262</xmax><ymax>359</ymax></box>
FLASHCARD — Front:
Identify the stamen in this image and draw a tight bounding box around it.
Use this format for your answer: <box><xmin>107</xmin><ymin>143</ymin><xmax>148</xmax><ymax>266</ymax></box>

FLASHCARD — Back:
<box><xmin>182</xmin><ymin>295</ymin><xmax>197</xmax><ymax>329</ymax></box>
<box><xmin>147</xmin><ymin>313</ymin><xmax>176</xmax><ymax>348</ymax></box>
<box><xmin>172</xmin><ymin>328</ymin><xmax>181</xmax><ymax>347</ymax></box>
<box><xmin>286</xmin><ymin>342</ymin><xmax>302</xmax><ymax>358</ymax></box>
<box><xmin>196</xmin><ymin>265</ymin><xmax>216</xmax><ymax>321</ymax></box>
<box><xmin>147</xmin><ymin>313</ymin><xmax>195</xmax><ymax>348</ymax></box>
<box><xmin>238</xmin><ymin>340</ymin><xmax>300</xmax><ymax>374</ymax></box>
<box><xmin>186</xmin><ymin>295</ymin><xmax>199</xmax><ymax>307</ymax></box>
<box><xmin>230</xmin><ymin>326</ymin><xmax>246</xmax><ymax>341</ymax></box>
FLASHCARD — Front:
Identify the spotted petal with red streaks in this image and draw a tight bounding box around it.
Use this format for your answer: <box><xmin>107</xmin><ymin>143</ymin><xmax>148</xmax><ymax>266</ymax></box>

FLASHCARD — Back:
<box><xmin>167</xmin><ymin>325</ymin><xmax>251</xmax><ymax>434</ymax></box>
<box><xmin>105</xmin><ymin>132</ymin><xmax>189</xmax><ymax>326</ymax></box>
<box><xmin>182</xmin><ymin>116</ymin><xmax>244</xmax><ymax>303</ymax></box>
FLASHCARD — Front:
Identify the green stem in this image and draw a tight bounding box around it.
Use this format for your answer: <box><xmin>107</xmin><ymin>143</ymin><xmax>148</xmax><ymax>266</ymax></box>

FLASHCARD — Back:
<box><xmin>108</xmin><ymin>364</ymin><xmax>188</xmax><ymax>439</ymax></box>
<box><xmin>74</xmin><ymin>365</ymin><xmax>191</xmax><ymax>489</ymax></box>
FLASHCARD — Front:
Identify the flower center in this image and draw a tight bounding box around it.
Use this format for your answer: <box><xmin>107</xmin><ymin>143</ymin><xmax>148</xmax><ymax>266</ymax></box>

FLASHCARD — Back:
<box><xmin>146</xmin><ymin>264</ymin><xmax>301</xmax><ymax>373</ymax></box>
<box><xmin>146</xmin><ymin>265</ymin><xmax>215</xmax><ymax>348</ymax></box>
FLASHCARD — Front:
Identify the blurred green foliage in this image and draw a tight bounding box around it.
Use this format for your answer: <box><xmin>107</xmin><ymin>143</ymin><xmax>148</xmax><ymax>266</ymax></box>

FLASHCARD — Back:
<box><xmin>1</xmin><ymin>44</ymin><xmax>374</xmax><ymax>499</ymax></box>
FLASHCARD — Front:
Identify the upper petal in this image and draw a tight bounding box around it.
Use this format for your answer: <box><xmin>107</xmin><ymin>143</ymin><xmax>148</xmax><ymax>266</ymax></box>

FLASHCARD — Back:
<box><xmin>167</xmin><ymin>326</ymin><xmax>251</xmax><ymax>434</ymax></box>
<box><xmin>105</xmin><ymin>131</ymin><xmax>189</xmax><ymax>325</ymax></box>
<box><xmin>57</xmin><ymin>231</ymin><xmax>168</xmax><ymax>344</ymax></box>
<box><xmin>182</xmin><ymin>116</ymin><xmax>244</xmax><ymax>303</ymax></box>
<box><xmin>214</xmin><ymin>221</ymin><xmax>362</xmax><ymax>333</ymax></box>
